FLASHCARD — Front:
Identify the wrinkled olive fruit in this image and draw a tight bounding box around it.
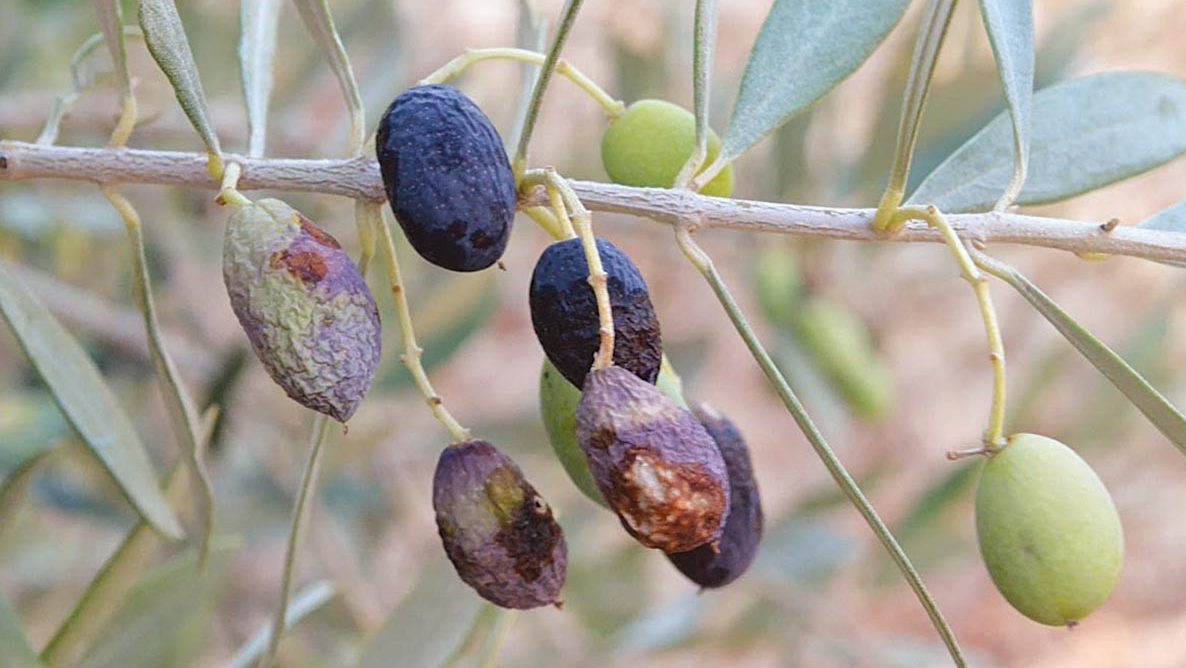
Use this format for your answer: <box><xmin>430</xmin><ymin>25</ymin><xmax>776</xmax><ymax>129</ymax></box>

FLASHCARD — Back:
<box><xmin>975</xmin><ymin>433</ymin><xmax>1124</xmax><ymax>626</ymax></box>
<box><xmin>793</xmin><ymin>298</ymin><xmax>892</xmax><ymax>422</ymax></box>
<box><xmin>600</xmin><ymin>99</ymin><xmax>734</xmax><ymax>198</ymax></box>
<box><xmin>576</xmin><ymin>366</ymin><xmax>729</xmax><ymax>552</ymax></box>
<box><xmin>539</xmin><ymin>356</ymin><xmax>687</xmax><ymax>508</ymax></box>
<box><xmin>530</xmin><ymin>236</ymin><xmax>662</xmax><ymax>388</ymax></box>
<box><xmin>376</xmin><ymin>84</ymin><xmax>517</xmax><ymax>272</ymax></box>
<box><xmin>433</xmin><ymin>440</ymin><xmax>567</xmax><ymax>609</ymax></box>
<box><xmin>666</xmin><ymin>404</ymin><xmax>763</xmax><ymax>588</ymax></box>
<box><xmin>223</xmin><ymin>198</ymin><xmax>381</xmax><ymax>422</ymax></box>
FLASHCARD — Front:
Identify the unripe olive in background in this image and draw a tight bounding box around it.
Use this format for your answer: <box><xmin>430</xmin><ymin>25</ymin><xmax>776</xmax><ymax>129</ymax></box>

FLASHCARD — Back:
<box><xmin>975</xmin><ymin>433</ymin><xmax>1124</xmax><ymax>626</ymax></box>
<box><xmin>666</xmin><ymin>404</ymin><xmax>764</xmax><ymax>589</ymax></box>
<box><xmin>793</xmin><ymin>298</ymin><xmax>893</xmax><ymax>422</ymax></box>
<box><xmin>376</xmin><ymin>84</ymin><xmax>517</xmax><ymax>272</ymax></box>
<box><xmin>222</xmin><ymin>199</ymin><xmax>381</xmax><ymax>422</ymax></box>
<box><xmin>539</xmin><ymin>356</ymin><xmax>687</xmax><ymax>508</ymax></box>
<box><xmin>433</xmin><ymin>440</ymin><xmax>567</xmax><ymax>609</ymax></box>
<box><xmin>576</xmin><ymin>366</ymin><xmax>729</xmax><ymax>552</ymax></box>
<box><xmin>530</xmin><ymin>236</ymin><xmax>662</xmax><ymax>388</ymax></box>
<box><xmin>600</xmin><ymin>99</ymin><xmax>735</xmax><ymax>198</ymax></box>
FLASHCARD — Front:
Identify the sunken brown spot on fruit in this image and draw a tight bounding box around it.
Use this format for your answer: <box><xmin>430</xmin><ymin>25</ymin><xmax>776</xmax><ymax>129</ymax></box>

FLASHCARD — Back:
<box><xmin>470</xmin><ymin>228</ymin><xmax>495</xmax><ymax>249</ymax></box>
<box><xmin>296</xmin><ymin>213</ymin><xmax>342</xmax><ymax>249</ymax></box>
<box><xmin>607</xmin><ymin>448</ymin><xmax>728</xmax><ymax>551</ymax></box>
<box><xmin>494</xmin><ymin>495</ymin><xmax>563</xmax><ymax>583</ymax></box>
<box><xmin>270</xmin><ymin>249</ymin><xmax>328</xmax><ymax>285</ymax></box>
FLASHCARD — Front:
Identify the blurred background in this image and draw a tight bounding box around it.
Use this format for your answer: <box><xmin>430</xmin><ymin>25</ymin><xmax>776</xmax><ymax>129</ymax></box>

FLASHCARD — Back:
<box><xmin>3</xmin><ymin>0</ymin><xmax>1186</xmax><ymax>666</ymax></box>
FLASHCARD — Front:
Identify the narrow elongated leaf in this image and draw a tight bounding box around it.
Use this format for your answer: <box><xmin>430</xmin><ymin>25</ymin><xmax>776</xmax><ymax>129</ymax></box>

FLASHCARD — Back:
<box><xmin>721</xmin><ymin>0</ymin><xmax>910</xmax><ymax>161</ymax></box>
<box><xmin>974</xmin><ymin>251</ymin><xmax>1186</xmax><ymax>453</ymax></box>
<box><xmin>978</xmin><ymin>0</ymin><xmax>1034</xmax><ymax>209</ymax></box>
<box><xmin>239</xmin><ymin>0</ymin><xmax>282</xmax><ymax>158</ymax></box>
<box><xmin>1140</xmin><ymin>198</ymin><xmax>1186</xmax><ymax>233</ymax></box>
<box><xmin>138</xmin><ymin>0</ymin><xmax>222</xmax><ymax>157</ymax></box>
<box><xmin>226</xmin><ymin>581</ymin><xmax>334</xmax><ymax>668</ymax></box>
<box><xmin>291</xmin><ymin>0</ymin><xmax>365</xmax><ymax>154</ymax></box>
<box><xmin>910</xmin><ymin>72</ymin><xmax>1186</xmax><ymax>212</ymax></box>
<box><xmin>0</xmin><ymin>263</ymin><xmax>182</xmax><ymax>539</ymax></box>
<box><xmin>88</xmin><ymin>0</ymin><xmax>131</xmax><ymax>95</ymax></box>
<box><xmin>0</xmin><ymin>591</ymin><xmax>43</xmax><ymax>668</ymax></box>
<box><xmin>354</xmin><ymin>558</ymin><xmax>483</xmax><ymax>668</ymax></box>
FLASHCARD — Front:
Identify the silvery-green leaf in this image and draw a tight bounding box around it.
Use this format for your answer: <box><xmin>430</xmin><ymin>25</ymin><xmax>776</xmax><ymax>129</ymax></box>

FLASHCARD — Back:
<box><xmin>721</xmin><ymin>0</ymin><xmax>910</xmax><ymax>161</ymax></box>
<box><xmin>88</xmin><ymin>0</ymin><xmax>131</xmax><ymax>95</ymax></box>
<box><xmin>1140</xmin><ymin>199</ymin><xmax>1186</xmax><ymax>233</ymax></box>
<box><xmin>353</xmin><ymin>558</ymin><xmax>483</xmax><ymax>668</ymax></box>
<box><xmin>226</xmin><ymin>581</ymin><xmax>334</xmax><ymax>668</ymax></box>
<box><xmin>910</xmin><ymin>72</ymin><xmax>1186</xmax><ymax>212</ymax></box>
<box><xmin>138</xmin><ymin>0</ymin><xmax>222</xmax><ymax>156</ymax></box>
<box><xmin>291</xmin><ymin>0</ymin><xmax>365</xmax><ymax>154</ymax></box>
<box><xmin>978</xmin><ymin>0</ymin><xmax>1034</xmax><ymax>209</ymax></box>
<box><xmin>0</xmin><ymin>263</ymin><xmax>182</xmax><ymax>540</ymax></box>
<box><xmin>0</xmin><ymin>590</ymin><xmax>43</xmax><ymax>668</ymax></box>
<box><xmin>239</xmin><ymin>0</ymin><xmax>282</xmax><ymax>158</ymax></box>
<box><xmin>974</xmin><ymin>252</ymin><xmax>1186</xmax><ymax>453</ymax></box>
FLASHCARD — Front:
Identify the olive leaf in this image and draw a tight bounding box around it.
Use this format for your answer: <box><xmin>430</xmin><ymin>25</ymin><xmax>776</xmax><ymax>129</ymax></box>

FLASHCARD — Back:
<box><xmin>720</xmin><ymin>0</ymin><xmax>910</xmax><ymax>162</ymax></box>
<box><xmin>88</xmin><ymin>0</ymin><xmax>131</xmax><ymax>96</ymax></box>
<box><xmin>226</xmin><ymin>581</ymin><xmax>334</xmax><ymax>668</ymax></box>
<box><xmin>1140</xmin><ymin>198</ymin><xmax>1186</xmax><ymax>233</ymax></box>
<box><xmin>353</xmin><ymin>558</ymin><xmax>484</xmax><ymax>668</ymax></box>
<box><xmin>239</xmin><ymin>0</ymin><xmax>282</xmax><ymax>158</ymax></box>
<box><xmin>138</xmin><ymin>0</ymin><xmax>222</xmax><ymax>158</ymax></box>
<box><xmin>0</xmin><ymin>590</ymin><xmax>43</xmax><ymax>668</ymax></box>
<box><xmin>973</xmin><ymin>251</ymin><xmax>1186</xmax><ymax>454</ymax></box>
<box><xmin>977</xmin><ymin>0</ymin><xmax>1034</xmax><ymax>209</ymax></box>
<box><xmin>0</xmin><ymin>263</ymin><xmax>183</xmax><ymax>540</ymax></box>
<box><xmin>291</xmin><ymin>0</ymin><xmax>365</xmax><ymax>154</ymax></box>
<box><xmin>909</xmin><ymin>72</ymin><xmax>1186</xmax><ymax>212</ymax></box>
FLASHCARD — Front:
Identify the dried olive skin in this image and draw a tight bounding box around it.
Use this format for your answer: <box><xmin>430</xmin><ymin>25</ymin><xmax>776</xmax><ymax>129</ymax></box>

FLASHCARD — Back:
<box><xmin>576</xmin><ymin>366</ymin><xmax>729</xmax><ymax>552</ymax></box>
<box><xmin>530</xmin><ymin>237</ymin><xmax>662</xmax><ymax>388</ymax></box>
<box><xmin>223</xmin><ymin>199</ymin><xmax>381</xmax><ymax>422</ymax></box>
<box><xmin>433</xmin><ymin>440</ymin><xmax>567</xmax><ymax>609</ymax></box>
<box><xmin>376</xmin><ymin>84</ymin><xmax>516</xmax><ymax>272</ymax></box>
<box><xmin>666</xmin><ymin>404</ymin><xmax>764</xmax><ymax>588</ymax></box>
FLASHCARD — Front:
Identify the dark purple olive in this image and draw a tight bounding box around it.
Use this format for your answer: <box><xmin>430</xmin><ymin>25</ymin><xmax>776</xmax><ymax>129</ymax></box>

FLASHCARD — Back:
<box><xmin>432</xmin><ymin>440</ymin><xmax>566</xmax><ymax>609</ymax></box>
<box><xmin>576</xmin><ymin>366</ymin><xmax>728</xmax><ymax>552</ymax></box>
<box><xmin>529</xmin><ymin>237</ymin><xmax>662</xmax><ymax>388</ymax></box>
<box><xmin>666</xmin><ymin>404</ymin><xmax>764</xmax><ymax>588</ymax></box>
<box><xmin>376</xmin><ymin>84</ymin><xmax>516</xmax><ymax>272</ymax></box>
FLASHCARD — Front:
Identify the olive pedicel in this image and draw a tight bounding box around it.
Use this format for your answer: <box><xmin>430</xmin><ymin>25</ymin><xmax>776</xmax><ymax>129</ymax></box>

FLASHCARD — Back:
<box><xmin>376</xmin><ymin>84</ymin><xmax>517</xmax><ymax>272</ymax></box>
<box><xmin>222</xmin><ymin>198</ymin><xmax>381</xmax><ymax>422</ymax></box>
<box><xmin>433</xmin><ymin>440</ymin><xmax>567</xmax><ymax>609</ymax></box>
<box><xmin>975</xmin><ymin>433</ymin><xmax>1124</xmax><ymax>626</ymax></box>
<box><xmin>530</xmin><ymin>236</ymin><xmax>662</xmax><ymax>388</ymax></box>
<box><xmin>666</xmin><ymin>404</ymin><xmax>764</xmax><ymax>588</ymax></box>
<box><xmin>576</xmin><ymin>366</ymin><xmax>730</xmax><ymax>553</ymax></box>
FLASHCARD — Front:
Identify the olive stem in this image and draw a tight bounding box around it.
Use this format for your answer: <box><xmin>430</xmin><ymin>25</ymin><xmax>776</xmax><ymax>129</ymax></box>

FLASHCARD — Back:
<box><xmin>260</xmin><ymin>413</ymin><xmax>332</xmax><ymax>668</ymax></box>
<box><xmin>371</xmin><ymin>201</ymin><xmax>473</xmax><ymax>444</ymax></box>
<box><xmin>872</xmin><ymin>0</ymin><xmax>957</xmax><ymax>233</ymax></box>
<box><xmin>217</xmin><ymin>161</ymin><xmax>251</xmax><ymax>207</ymax></box>
<box><xmin>513</xmin><ymin>0</ymin><xmax>588</xmax><ymax>176</ymax></box>
<box><xmin>478</xmin><ymin>609</ymin><xmax>514</xmax><ymax>668</ymax></box>
<box><xmin>104</xmin><ymin>186</ymin><xmax>216</xmax><ymax>566</ymax></box>
<box><xmin>538</xmin><ymin>168</ymin><xmax>616</xmax><ymax>371</ymax></box>
<box><xmin>896</xmin><ymin>205</ymin><xmax>1007</xmax><ymax>448</ymax></box>
<box><xmin>674</xmin><ymin>0</ymin><xmax>717</xmax><ymax>190</ymax></box>
<box><xmin>673</xmin><ymin>225</ymin><xmax>967</xmax><ymax>667</ymax></box>
<box><xmin>419</xmin><ymin>48</ymin><xmax>624</xmax><ymax>121</ymax></box>
<box><xmin>353</xmin><ymin>199</ymin><xmax>376</xmax><ymax>276</ymax></box>
<box><xmin>522</xmin><ymin>204</ymin><xmax>569</xmax><ymax>242</ymax></box>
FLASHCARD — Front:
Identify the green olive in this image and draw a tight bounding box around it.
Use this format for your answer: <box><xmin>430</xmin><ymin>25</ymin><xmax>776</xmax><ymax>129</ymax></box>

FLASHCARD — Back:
<box><xmin>975</xmin><ymin>433</ymin><xmax>1124</xmax><ymax>626</ymax></box>
<box><xmin>539</xmin><ymin>356</ymin><xmax>687</xmax><ymax>507</ymax></box>
<box><xmin>600</xmin><ymin>99</ymin><xmax>734</xmax><ymax>198</ymax></box>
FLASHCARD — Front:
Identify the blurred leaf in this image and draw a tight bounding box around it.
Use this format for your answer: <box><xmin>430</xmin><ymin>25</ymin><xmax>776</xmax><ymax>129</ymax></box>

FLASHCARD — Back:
<box><xmin>975</xmin><ymin>252</ymin><xmax>1186</xmax><ymax>455</ymax></box>
<box><xmin>353</xmin><ymin>557</ymin><xmax>484</xmax><ymax>668</ymax></box>
<box><xmin>227</xmin><ymin>581</ymin><xmax>335</xmax><ymax>668</ymax></box>
<box><xmin>1140</xmin><ymin>198</ymin><xmax>1186</xmax><ymax>233</ymax></box>
<box><xmin>138</xmin><ymin>0</ymin><xmax>222</xmax><ymax>156</ymax></box>
<box><xmin>77</xmin><ymin>544</ymin><xmax>234</xmax><ymax>668</ymax></box>
<box><xmin>909</xmin><ymin>72</ymin><xmax>1186</xmax><ymax>212</ymax></box>
<box><xmin>291</xmin><ymin>0</ymin><xmax>365</xmax><ymax>153</ymax></box>
<box><xmin>0</xmin><ymin>263</ymin><xmax>182</xmax><ymax>540</ymax></box>
<box><xmin>896</xmin><ymin>463</ymin><xmax>978</xmax><ymax>540</ymax></box>
<box><xmin>753</xmin><ymin>518</ymin><xmax>856</xmax><ymax>586</ymax></box>
<box><xmin>88</xmin><ymin>0</ymin><xmax>130</xmax><ymax>94</ymax></box>
<box><xmin>0</xmin><ymin>392</ymin><xmax>71</xmax><ymax>469</ymax></box>
<box><xmin>0</xmin><ymin>447</ymin><xmax>63</xmax><ymax>541</ymax></box>
<box><xmin>721</xmin><ymin>0</ymin><xmax>909</xmax><ymax>161</ymax></box>
<box><xmin>614</xmin><ymin>593</ymin><xmax>703</xmax><ymax>655</ymax></box>
<box><xmin>977</xmin><ymin>0</ymin><xmax>1034</xmax><ymax>209</ymax></box>
<box><xmin>0</xmin><ymin>590</ymin><xmax>43</xmax><ymax>668</ymax></box>
<box><xmin>239</xmin><ymin>0</ymin><xmax>282</xmax><ymax>158</ymax></box>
